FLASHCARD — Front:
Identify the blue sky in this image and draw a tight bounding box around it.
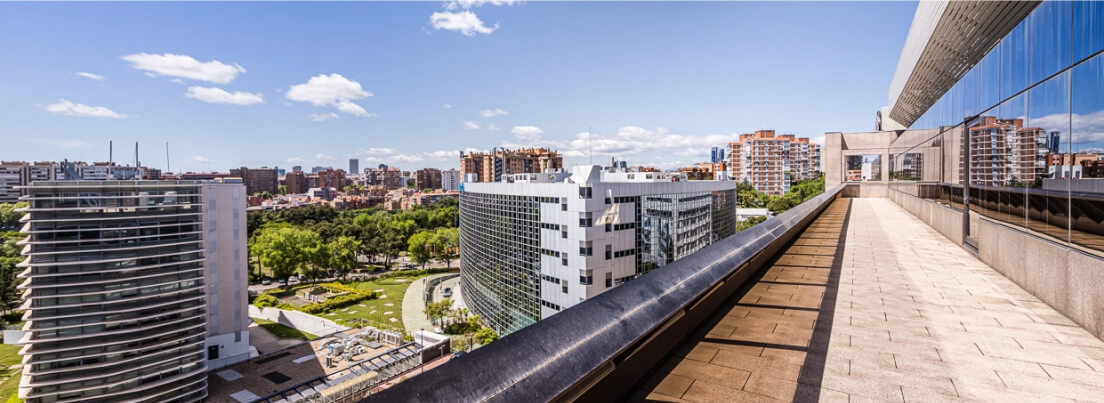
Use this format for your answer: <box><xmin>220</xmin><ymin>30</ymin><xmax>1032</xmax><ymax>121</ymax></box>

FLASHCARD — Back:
<box><xmin>0</xmin><ymin>1</ymin><xmax>917</xmax><ymax>172</ymax></box>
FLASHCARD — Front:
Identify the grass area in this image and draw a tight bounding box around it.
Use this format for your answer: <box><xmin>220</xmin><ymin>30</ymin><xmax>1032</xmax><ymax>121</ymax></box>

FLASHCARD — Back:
<box><xmin>252</xmin><ymin>318</ymin><xmax>319</xmax><ymax>341</ymax></box>
<box><xmin>319</xmin><ymin>273</ymin><xmax>428</xmax><ymax>333</ymax></box>
<box><xmin>0</xmin><ymin>344</ymin><xmax>21</xmax><ymax>402</ymax></box>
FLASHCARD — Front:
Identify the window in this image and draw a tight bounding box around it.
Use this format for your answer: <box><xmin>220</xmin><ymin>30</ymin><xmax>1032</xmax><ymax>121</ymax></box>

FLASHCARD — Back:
<box><xmin>605</xmin><ymin>244</ymin><xmax>612</xmax><ymax>260</ymax></box>
<box><xmin>579</xmin><ymin>241</ymin><xmax>592</xmax><ymax>256</ymax></box>
<box><xmin>605</xmin><ymin>272</ymin><xmax>613</xmax><ymax>288</ymax></box>
<box><xmin>562</xmin><ymin>256</ymin><xmax>568</xmax><ymax>266</ymax></box>
<box><xmin>579</xmin><ymin>212</ymin><xmax>593</xmax><ymax>227</ymax></box>
<box><xmin>604</xmin><ymin>197</ymin><xmax>612</xmax><ymax>204</ymax></box>
<box><xmin>999</xmin><ymin>20</ymin><xmax>1028</xmax><ymax>100</ymax></box>
<box><xmin>1074</xmin><ymin>1</ymin><xmax>1104</xmax><ymax>62</ymax></box>
<box><xmin>605</xmin><ymin>223</ymin><xmax>612</xmax><ymax>232</ymax></box>
<box><xmin>579</xmin><ymin>187</ymin><xmax>592</xmax><ymax>199</ymax></box>
<box><xmin>1027</xmin><ymin>0</ymin><xmax>1071</xmax><ymax>84</ymax></box>
<box><xmin>562</xmin><ymin>283</ymin><xmax>568</xmax><ymax>294</ymax></box>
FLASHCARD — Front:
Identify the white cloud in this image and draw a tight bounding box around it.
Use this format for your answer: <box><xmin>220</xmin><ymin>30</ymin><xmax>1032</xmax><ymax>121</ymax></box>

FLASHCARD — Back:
<box><xmin>171</xmin><ymin>78</ymin><xmax>185</xmax><ymax>84</ymax></box>
<box><xmin>311</xmin><ymin>113</ymin><xmax>339</xmax><ymax>122</ymax></box>
<box><xmin>287</xmin><ymin>157</ymin><xmax>307</xmax><ymax>164</ymax></box>
<box><xmin>44</xmin><ymin>99</ymin><xmax>127</xmax><ymax>119</ymax></box>
<box><xmin>76</xmin><ymin>72</ymin><xmax>104</xmax><ymax>81</ymax></box>
<box><xmin>286</xmin><ymin>73</ymin><xmax>373</xmax><ymax>117</ymax></box>
<box><xmin>463</xmin><ymin>120</ymin><xmax>480</xmax><ymax>130</ymax></box>
<box><xmin>487</xmin><ymin>123</ymin><xmax>498</xmax><ymax>131</ymax></box>
<box><xmin>184</xmin><ymin>86</ymin><xmax>263</xmax><ymax>105</ymax></box>
<box><xmin>27</xmin><ymin>139</ymin><xmax>95</xmax><ymax>149</ymax></box>
<box><xmin>121</xmin><ymin>53</ymin><xmax>245</xmax><ymax>84</ymax></box>
<box><xmin>356</xmin><ymin>147</ymin><xmax>398</xmax><ymax>156</ymax></box>
<box><xmin>430</xmin><ymin>11</ymin><xmax>497</xmax><ymax>36</ymax></box>
<box><xmin>510</xmin><ymin>125</ymin><xmax>544</xmax><ymax>142</ymax></box>
<box><xmin>453</xmin><ymin>0</ymin><xmax>519</xmax><ymax>8</ymax></box>
<box><xmin>443</xmin><ymin>103</ymin><xmax>453</xmax><ymax>109</ymax></box>
<box><xmin>315</xmin><ymin>153</ymin><xmax>335</xmax><ymax>161</ymax></box>
<box><xmin>479</xmin><ymin>108</ymin><xmax>508</xmax><ymax>118</ymax></box>
<box><xmin>184</xmin><ymin>155</ymin><xmax>210</xmax><ymax>164</ymax></box>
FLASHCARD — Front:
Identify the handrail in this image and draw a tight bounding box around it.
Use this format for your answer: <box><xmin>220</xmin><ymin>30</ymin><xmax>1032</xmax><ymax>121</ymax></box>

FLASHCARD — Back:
<box><xmin>368</xmin><ymin>184</ymin><xmax>846</xmax><ymax>402</ymax></box>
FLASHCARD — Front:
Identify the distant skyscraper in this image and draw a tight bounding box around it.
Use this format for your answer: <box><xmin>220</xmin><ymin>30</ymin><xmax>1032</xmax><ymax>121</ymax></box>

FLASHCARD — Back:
<box><xmin>710</xmin><ymin>147</ymin><xmax>725</xmax><ymax>163</ymax></box>
<box><xmin>349</xmin><ymin>158</ymin><xmax>359</xmax><ymax>175</ymax></box>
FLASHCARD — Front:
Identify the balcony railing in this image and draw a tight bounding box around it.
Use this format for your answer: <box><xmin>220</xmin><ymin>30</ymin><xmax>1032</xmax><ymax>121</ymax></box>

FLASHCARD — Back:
<box><xmin>370</xmin><ymin>185</ymin><xmax>845</xmax><ymax>402</ymax></box>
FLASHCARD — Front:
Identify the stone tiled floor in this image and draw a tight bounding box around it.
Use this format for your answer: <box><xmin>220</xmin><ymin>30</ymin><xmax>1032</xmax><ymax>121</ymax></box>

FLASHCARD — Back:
<box><xmin>637</xmin><ymin>198</ymin><xmax>1104</xmax><ymax>402</ymax></box>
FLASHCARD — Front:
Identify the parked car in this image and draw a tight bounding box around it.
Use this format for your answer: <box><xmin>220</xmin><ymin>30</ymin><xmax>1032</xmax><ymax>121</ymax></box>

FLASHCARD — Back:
<box><xmin>442</xmin><ymin>287</ymin><xmax>452</xmax><ymax>298</ymax></box>
<box><xmin>288</xmin><ymin>276</ymin><xmax>300</xmax><ymax>284</ymax></box>
<box><xmin>261</xmin><ymin>279</ymin><xmax>271</xmax><ymax>286</ymax></box>
<box><xmin>278</xmin><ymin>279</ymin><xmax>288</xmax><ymax>286</ymax></box>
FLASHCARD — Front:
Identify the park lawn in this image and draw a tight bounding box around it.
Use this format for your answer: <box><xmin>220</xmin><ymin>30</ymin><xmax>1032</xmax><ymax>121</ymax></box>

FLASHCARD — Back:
<box><xmin>0</xmin><ymin>344</ymin><xmax>22</xmax><ymax>402</ymax></box>
<box><xmin>321</xmin><ymin>274</ymin><xmax>427</xmax><ymax>334</ymax></box>
<box><xmin>252</xmin><ymin>318</ymin><xmax>319</xmax><ymax>341</ymax></box>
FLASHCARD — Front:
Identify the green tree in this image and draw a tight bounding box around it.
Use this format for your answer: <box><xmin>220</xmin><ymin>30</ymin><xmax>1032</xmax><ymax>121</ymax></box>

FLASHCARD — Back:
<box><xmin>0</xmin><ymin>202</ymin><xmax>27</xmax><ymax>230</ymax></box>
<box><xmin>277</xmin><ymin>184</ymin><xmax>288</xmax><ymax>195</ymax></box>
<box><xmin>252</xmin><ymin>225</ymin><xmax>316</xmax><ymax>285</ymax></box>
<box><xmin>766</xmin><ymin>195</ymin><xmax>797</xmax><ymax>213</ymax></box>
<box><xmin>408</xmin><ymin>231</ymin><xmax>434</xmax><ymax>269</ymax></box>
<box><xmin>473</xmin><ymin>326</ymin><xmax>499</xmax><ymax>345</ymax></box>
<box><xmin>433</xmin><ymin>227</ymin><xmax>459</xmax><ymax>269</ymax></box>
<box><xmin>328</xmin><ymin>236</ymin><xmax>361</xmax><ymax>280</ymax></box>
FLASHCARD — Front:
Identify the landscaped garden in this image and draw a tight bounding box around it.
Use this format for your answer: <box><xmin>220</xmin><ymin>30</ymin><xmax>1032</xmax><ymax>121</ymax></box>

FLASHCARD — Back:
<box><xmin>254</xmin><ymin>269</ymin><xmax>446</xmax><ymax>335</ymax></box>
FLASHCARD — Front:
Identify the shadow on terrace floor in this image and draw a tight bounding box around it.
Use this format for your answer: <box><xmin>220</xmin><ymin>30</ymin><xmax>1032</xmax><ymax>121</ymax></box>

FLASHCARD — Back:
<box><xmin>633</xmin><ymin>198</ymin><xmax>851</xmax><ymax>402</ymax></box>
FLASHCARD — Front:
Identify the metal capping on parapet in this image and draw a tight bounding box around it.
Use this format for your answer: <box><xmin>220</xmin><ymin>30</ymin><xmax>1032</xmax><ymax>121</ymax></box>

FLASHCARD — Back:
<box><xmin>366</xmin><ymin>185</ymin><xmax>846</xmax><ymax>403</ymax></box>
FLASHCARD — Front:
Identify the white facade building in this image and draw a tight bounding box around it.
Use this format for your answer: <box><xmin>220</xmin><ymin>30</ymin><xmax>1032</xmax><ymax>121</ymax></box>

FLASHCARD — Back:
<box><xmin>441</xmin><ymin>168</ymin><xmax>461</xmax><ymax>192</ymax></box>
<box><xmin>459</xmin><ymin>166</ymin><xmax>739</xmax><ymax>334</ymax></box>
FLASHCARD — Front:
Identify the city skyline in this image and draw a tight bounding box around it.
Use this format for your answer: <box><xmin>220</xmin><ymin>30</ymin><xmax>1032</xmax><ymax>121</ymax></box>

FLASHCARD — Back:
<box><xmin>0</xmin><ymin>1</ymin><xmax>915</xmax><ymax>172</ymax></box>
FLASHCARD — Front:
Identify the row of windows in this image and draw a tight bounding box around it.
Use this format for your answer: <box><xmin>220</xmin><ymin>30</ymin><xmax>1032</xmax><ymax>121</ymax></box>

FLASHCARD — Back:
<box><xmin>540</xmin><ymin>300</ymin><xmax>561</xmax><ymax>311</ymax></box>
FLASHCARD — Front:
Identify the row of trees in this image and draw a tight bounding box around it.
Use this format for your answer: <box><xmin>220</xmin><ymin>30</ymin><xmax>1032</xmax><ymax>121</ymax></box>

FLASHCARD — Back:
<box><xmin>250</xmin><ymin>224</ymin><xmax>361</xmax><ymax>284</ymax></box>
<box><xmin>247</xmin><ymin>199</ymin><xmax>459</xmax><ymax>282</ymax></box>
<box><xmin>0</xmin><ymin>202</ymin><xmax>26</xmax><ymax>231</ymax></box>
<box><xmin>737</xmin><ymin>176</ymin><xmax>825</xmax><ymax>213</ymax></box>
<box><xmin>408</xmin><ymin>228</ymin><xmax>459</xmax><ymax>269</ymax></box>
<box><xmin>0</xmin><ymin>203</ymin><xmax>27</xmax><ymax>319</ymax></box>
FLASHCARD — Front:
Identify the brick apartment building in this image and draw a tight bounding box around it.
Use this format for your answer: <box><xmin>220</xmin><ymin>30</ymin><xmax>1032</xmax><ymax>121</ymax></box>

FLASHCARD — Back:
<box><xmin>728</xmin><ymin>130</ymin><xmax>821</xmax><ymax>196</ymax></box>
<box><xmin>229</xmin><ymin>166</ymin><xmax>278</xmax><ymax>195</ymax></box>
<box><xmin>415</xmin><ymin>168</ymin><xmax>442</xmax><ymax>190</ymax></box>
<box><xmin>460</xmin><ymin>147</ymin><xmax>563</xmax><ymax>182</ymax></box>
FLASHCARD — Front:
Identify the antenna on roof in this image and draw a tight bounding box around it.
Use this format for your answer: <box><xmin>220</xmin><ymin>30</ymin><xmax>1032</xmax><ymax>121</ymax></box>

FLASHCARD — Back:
<box><xmin>166</xmin><ymin>142</ymin><xmax>170</xmax><ymax>173</ymax></box>
<box><xmin>109</xmin><ymin>141</ymin><xmax>113</xmax><ymax>165</ymax></box>
<box><xmin>134</xmin><ymin>142</ymin><xmax>139</xmax><ymax>181</ymax></box>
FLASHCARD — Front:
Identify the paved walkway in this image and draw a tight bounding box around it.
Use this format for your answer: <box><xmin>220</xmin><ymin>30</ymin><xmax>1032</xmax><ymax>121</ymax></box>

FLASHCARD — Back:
<box><xmin>401</xmin><ymin>273</ymin><xmax>456</xmax><ymax>336</ymax></box>
<box><xmin>638</xmin><ymin>198</ymin><xmax>1104</xmax><ymax>402</ymax></box>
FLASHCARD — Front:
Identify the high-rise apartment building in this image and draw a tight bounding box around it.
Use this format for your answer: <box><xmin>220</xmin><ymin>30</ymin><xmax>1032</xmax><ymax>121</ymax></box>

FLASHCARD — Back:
<box><xmin>459</xmin><ymin>148</ymin><xmax>563</xmax><ymax>183</ymax></box>
<box><xmin>348</xmin><ymin>159</ymin><xmax>359</xmax><ymax>176</ymax></box>
<box><xmin>364</xmin><ymin>167</ymin><xmax>403</xmax><ymax>189</ymax></box>
<box><xmin>285</xmin><ymin>170</ymin><xmax>308</xmax><ymax>194</ymax></box>
<box><xmin>229</xmin><ymin>166</ymin><xmax>278</xmax><ymax>195</ymax></box>
<box><xmin>415</xmin><ymin>168</ymin><xmax>442</xmax><ymax>190</ymax></box>
<box><xmin>317</xmin><ymin>169</ymin><xmax>347</xmax><ymax>190</ymax></box>
<box><xmin>441</xmin><ymin>168</ymin><xmax>461</xmax><ymax>192</ymax></box>
<box><xmin>727</xmin><ymin>130</ymin><xmax>820</xmax><ymax>196</ymax></box>
<box><xmin>0</xmin><ymin>161</ymin><xmax>155</xmax><ymax>203</ymax></box>
<box><xmin>459</xmin><ymin>166</ymin><xmax>738</xmax><ymax>334</ymax></box>
<box><xmin>16</xmin><ymin>180</ymin><xmax>249</xmax><ymax>402</ymax></box>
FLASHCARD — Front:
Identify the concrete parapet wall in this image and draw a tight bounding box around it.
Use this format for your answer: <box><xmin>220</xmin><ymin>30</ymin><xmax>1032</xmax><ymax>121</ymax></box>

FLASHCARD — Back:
<box><xmin>887</xmin><ymin>187</ymin><xmax>1104</xmax><ymax>341</ymax></box>
<box><xmin>249</xmin><ymin>305</ymin><xmax>350</xmax><ymax>337</ymax></box>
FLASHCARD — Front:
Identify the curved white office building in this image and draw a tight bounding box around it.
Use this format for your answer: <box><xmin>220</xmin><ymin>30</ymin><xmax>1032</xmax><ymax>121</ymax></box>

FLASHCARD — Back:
<box><xmin>16</xmin><ymin>181</ymin><xmax>214</xmax><ymax>402</ymax></box>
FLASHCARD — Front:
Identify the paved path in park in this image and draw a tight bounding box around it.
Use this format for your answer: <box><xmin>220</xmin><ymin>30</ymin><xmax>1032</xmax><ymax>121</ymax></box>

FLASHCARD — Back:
<box><xmin>401</xmin><ymin>273</ymin><xmax>458</xmax><ymax>336</ymax></box>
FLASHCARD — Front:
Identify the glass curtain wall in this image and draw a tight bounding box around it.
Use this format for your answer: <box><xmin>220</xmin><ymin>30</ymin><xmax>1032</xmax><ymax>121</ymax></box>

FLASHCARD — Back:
<box><xmin>889</xmin><ymin>0</ymin><xmax>1104</xmax><ymax>257</ymax></box>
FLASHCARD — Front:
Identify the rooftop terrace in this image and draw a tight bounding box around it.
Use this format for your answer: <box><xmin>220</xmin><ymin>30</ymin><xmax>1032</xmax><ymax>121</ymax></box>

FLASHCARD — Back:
<box><xmin>638</xmin><ymin>198</ymin><xmax>1104</xmax><ymax>402</ymax></box>
<box><xmin>371</xmin><ymin>187</ymin><xmax>1104</xmax><ymax>402</ymax></box>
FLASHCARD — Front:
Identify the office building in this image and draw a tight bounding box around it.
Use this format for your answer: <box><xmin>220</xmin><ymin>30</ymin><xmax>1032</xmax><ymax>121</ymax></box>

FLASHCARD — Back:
<box><xmin>727</xmin><ymin>130</ymin><xmax>820</xmax><ymax>196</ymax></box>
<box><xmin>415</xmin><ymin>168</ymin><xmax>442</xmax><ymax>190</ymax></box>
<box><xmin>348</xmin><ymin>159</ymin><xmax>359</xmax><ymax>176</ymax></box>
<box><xmin>16</xmin><ymin>180</ymin><xmax>249</xmax><ymax>402</ymax></box>
<box><xmin>710</xmin><ymin>146</ymin><xmax>725</xmax><ymax>164</ymax></box>
<box><xmin>229</xmin><ymin>166</ymin><xmax>278</xmax><ymax>195</ymax></box>
<box><xmin>459</xmin><ymin>148</ymin><xmax>563</xmax><ymax>183</ymax></box>
<box><xmin>459</xmin><ymin>166</ymin><xmax>738</xmax><ymax>334</ymax></box>
<box><xmin>285</xmin><ymin>170</ymin><xmax>308</xmax><ymax>194</ymax></box>
<box><xmin>1</xmin><ymin>161</ymin><xmax>156</xmax><ymax>203</ymax></box>
<box><xmin>441</xmin><ymin>168</ymin><xmax>461</xmax><ymax>192</ymax></box>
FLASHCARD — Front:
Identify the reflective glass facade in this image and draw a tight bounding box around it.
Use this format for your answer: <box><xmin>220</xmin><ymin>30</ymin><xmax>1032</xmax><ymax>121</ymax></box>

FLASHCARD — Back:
<box><xmin>890</xmin><ymin>0</ymin><xmax>1104</xmax><ymax>257</ymax></box>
